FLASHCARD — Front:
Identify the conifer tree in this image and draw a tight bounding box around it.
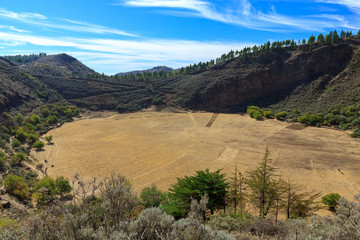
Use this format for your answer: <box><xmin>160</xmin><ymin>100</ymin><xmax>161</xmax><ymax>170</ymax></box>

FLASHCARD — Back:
<box><xmin>317</xmin><ymin>33</ymin><xmax>324</xmax><ymax>42</ymax></box>
<box><xmin>245</xmin><ymin>147</ymin><xmax>281</xmax><ymax>218</ymax></box>
<box><xmin>332</xmin><ymin>30</ymin><xmax>340</xmax><ymax>43</ymax></box>
<box><xmin>227</xmin><ymin>166</ymin><xmax>246</xmax><ymax>216</ymax></box>
<box><xmin>340</xmin><ymin>30</ymin><xmax>346</xmax><ymax>38</ymax></box>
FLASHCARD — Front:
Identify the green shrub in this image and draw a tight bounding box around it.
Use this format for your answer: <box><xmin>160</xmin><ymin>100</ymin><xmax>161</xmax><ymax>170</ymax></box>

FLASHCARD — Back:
<box><xmin>27</xmin><ymin>133</ymin><xmax>39</xmax><ymax>145</ymax></box>
<box><xmin>33</xmin><ymin>141</ymin><xmax>44</xmax><ymax>150</ymax></box>
<box><xmin>44</xmin><ymin>135</ymin><xmax>53</xmax><ymax>144</ymax></box>
<box><xmin>350</xmin><ymin>128</ymin><xmax>360</xmax><ymax>138</ymax></box>
<box><xmin>322</xmin><ymin>193</ymin><xmax>341</xmax><ymax>210</ymax></box>
<box><xmin>247</xmin><ymin>107</ymin><xmax>263</xmax><ymax>120</ymax></box>
<box><xmin>46</xmin><ymin>115</ymin><xmax>59</xmax><ymax>125</ymax></box>
<box><xmin>116</xmin><ymin>104</ymin><xmax>127</xmax><ymax>113</ymax></box>
<box><xmin>140</xmin><ymin>184</ymin><xmax>167</xmax><ymax>208</ymax></box>
<box><xmin>351</xmin><ymin>118</ymin><xmax>360</xmax><ymax>128</ymax></box>
<box><xmin>16</xmin><ymin>131</ymin><xmax>28</xmax><ymax>143</ymax></box>
<box><xmin>247</xmin><ymin>106</ymin><xmax>260</xmax><ymax>113</ymax></box>
<box><xmin>275</xmin><ymin>112</ymin><xmax>287</xmax><ymax>120</ymax></box>
<box><xmin>325</xmin><ymin>113</ymin><xmax>347</xmax><ymax>125</ymax></box>
<box><xmin>15</xmin><ymin>113</ymin><xmax>24</xmax><ymax>125</ymax></box>
<box><xmin>263</xmin><ymin>110</ymin><xmax>273</xmax><ymax>119</ymax></box>
<box><xmin>10</xmin><ymin>152</ymin><xmax>26</xmax><ymax>165</ymax></box>
<box><xmin>11</xmin><ymin>139</ymin><xmax>21</xmax><ymax>148</ymax></box>
<box><xmin>55</xmin><ymin>176</ymin><xmax>72</xmax><ymax>195</ymax></box>
<box><xmin>27</xmin><ymin>114</ymin><xmax>41</xmax><ymax>125</ymax></box>
<box><xmin>292</xmin><ymin>109</ymin><xmax>300</xmax><ymax>115</ymax></box>
<box><xmin>253</xmin><ymin>111</ymin><xmax>263</xmax><ymax>120</ymax></box>
<box><xmin>0</xmin><ymin>151</ymin><xmax>6</xmax><ymax>171</ymax></box>
<box><xmin>4</xmin><ymin>174</ymin><xmax>30</xmax><ymax>200</ymax></box>
<box><xmin>297</xmin><ymin>114</ymin><xmax>324</xmax><ymax>126</ymax></box>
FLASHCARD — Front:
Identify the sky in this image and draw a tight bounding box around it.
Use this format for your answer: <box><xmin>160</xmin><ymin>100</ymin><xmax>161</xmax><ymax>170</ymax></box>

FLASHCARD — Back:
<box><xmin>0</xmin><ymin>0</ymin><xmax>359</xmax><ymax>74</ymax></box>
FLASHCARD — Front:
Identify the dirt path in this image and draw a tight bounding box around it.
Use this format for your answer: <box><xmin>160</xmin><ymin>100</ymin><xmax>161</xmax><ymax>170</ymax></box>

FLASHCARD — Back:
<box><xmin>32</xmin><ymin>111</ymin><xmax>360</xmax><ymax>200</ymax></box>
<box><xmin>205</xmin><ymin>113</ymin><xmax>219</xmax><ymax>127</ymax></box>
<box><xmin>21</xmin><ymin>161</ymin><xmax>43</xmax><ymax>179</ymax></box>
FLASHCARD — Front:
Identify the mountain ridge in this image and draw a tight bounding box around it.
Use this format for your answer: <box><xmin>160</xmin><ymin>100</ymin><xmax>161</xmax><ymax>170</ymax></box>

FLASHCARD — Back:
<box><xmin>1</xmin><ymin>36</ymin><xmax>360</xmax><ymax>116</ymax></box>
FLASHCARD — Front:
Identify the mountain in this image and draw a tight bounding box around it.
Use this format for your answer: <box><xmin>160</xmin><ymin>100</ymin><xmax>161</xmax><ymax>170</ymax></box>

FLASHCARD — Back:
<box><xmin>116</xmin><ymin>66</ymin><xmax>173</xmax><ymax>77</ymax></box>
<box><xmin>0</xmin><ymin>37</ymin><xmax>359</xmax><ymax>115</ymax></box>
<box><xmin>18</xmin><ymin>53</ymin><xmax>96</xmax><ymax>78</ymax></box>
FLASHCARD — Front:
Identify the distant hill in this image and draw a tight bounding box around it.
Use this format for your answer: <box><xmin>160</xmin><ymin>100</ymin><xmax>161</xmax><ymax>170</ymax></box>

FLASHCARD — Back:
<box><xmin>19</xmin><ymin>53</ymin><xmax>96</xmax><ymax>78</ymax></box>
<box><xmin>116</xmin><ymin>66</ymin><xmax>173</xmax><ymax>77</ymax></box>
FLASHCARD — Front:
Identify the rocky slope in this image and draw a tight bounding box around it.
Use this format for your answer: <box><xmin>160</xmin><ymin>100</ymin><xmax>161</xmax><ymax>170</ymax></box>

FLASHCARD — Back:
<box><xmin>153</xmin><ymin>38</ymin><xmax>359</xmax><ymax>113</ymax></box>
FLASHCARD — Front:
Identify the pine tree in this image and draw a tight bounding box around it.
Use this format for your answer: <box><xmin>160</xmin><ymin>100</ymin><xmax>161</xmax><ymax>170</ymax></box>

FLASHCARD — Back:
<box><xmin>317</xmin><ymin>33</ymin><xmax>324</xmax><ymax>43</ymax></box>
<box><xmin>227</xmin><ymin>166</ymin><xmax>246</xmax><ymax>216</ymax></box>
<box><xmin>245</xmin><ymin>147</ymin><xmax>281</xmax><ymax>218</ymax></box>
<box><xmin>340</xmin><ymin>30</ymin><xmax>346</xmax><ymax>38</ymax></box>
<box><xmin>332</xmin><ymin>30</ymin><xmax>340</xmax><ymax>43</ymax></box>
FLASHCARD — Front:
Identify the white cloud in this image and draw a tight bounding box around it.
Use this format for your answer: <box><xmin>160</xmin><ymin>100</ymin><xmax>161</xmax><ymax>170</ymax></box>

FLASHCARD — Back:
<box><xmin>316</xmin><ymin>0</ymin><xmax>360</xmax><ymax>9</ymax></box>
<box><xmin>119</xmin><ymin>0</ymin><xmax>356</xmax><ymax>31</ymax></box>
<box><xmin>0</xmin><ymin>8</ymin><xmax>137</xmax><ymax>37</ymax></box>
<box><xmin>0</xmin><ymin>25</ymin><xmax>30</xmax><ymax>33</ymax></box>
<box><xmin>0</xmin><ymin>31</ymin><xmax>253</xmax><ymax>73</ymax></box>
<box><xmin>0</xmin><ymin>8</ymin><xmax>46</xmax><ymax>21</ymax></box>
<box><xmin>315</xmin><ymin>0</ymin><xmax>360</xmax><ymax>16</ymax></box>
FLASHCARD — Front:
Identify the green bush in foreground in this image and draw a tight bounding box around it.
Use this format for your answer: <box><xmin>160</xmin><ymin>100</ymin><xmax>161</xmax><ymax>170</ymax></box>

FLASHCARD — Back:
<box><xmin>140</xmin><ymin>184</ymin><xmax>167</xmax><ymax>208</ymax></box>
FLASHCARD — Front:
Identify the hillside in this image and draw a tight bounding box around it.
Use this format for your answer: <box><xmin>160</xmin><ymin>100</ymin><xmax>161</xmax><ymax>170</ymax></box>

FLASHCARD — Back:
<box><xmin>151</xmin><ymin>38</ymin><xmax>360</xmax><ymax>114</ymax></box>
<box><xmin>116</xmin><ymin>66</ymin><xmax>173</xmax><ymax>77</ymax></box>
<box><xmin>0</xmin><ymin>37</ymin><xmax>358</xmax><ymax>116</ymax></box>
<box><xmin>0</xmin><ymin>57</ymin><xmax>51</xmax><ymax>113</ymax></box>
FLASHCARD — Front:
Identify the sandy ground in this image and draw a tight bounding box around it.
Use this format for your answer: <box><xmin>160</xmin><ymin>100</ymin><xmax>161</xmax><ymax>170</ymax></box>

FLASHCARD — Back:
<box><xmin>32</xmin><ymin>111</ymin><xmax>360</xmax><ymax>201</ymax></box>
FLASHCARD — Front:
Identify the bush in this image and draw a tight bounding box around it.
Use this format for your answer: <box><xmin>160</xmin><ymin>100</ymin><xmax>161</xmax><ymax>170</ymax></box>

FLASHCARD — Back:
<box><xmin>292</xmin><ymin>109</ymin><xmax>300</xmax><ymax>115</ymax></box>
<box><xmin>33</xmin><ymin>141</ymin><xmax>44</xmax><ymax>150</ymax></box>
<box><xmin>140</xmin><ymin>184</ymin><xmax>167</xmax><ymax>208</ymax></box>
<box><xmin>297</xmin><ymin>114</ymin><xmax>324</xmax><ymax>126</ymax></box>
<box><xmin>16</xmin><ymin>131</ymin><xmax>28</xmax><ymax>143</ymax></box>
<box><xmin>44</xmin><ymin>135</ymin><xmax>53</xmax><ymax>144</ymax></box>
<box><xmin>248</xmin><ymin>110</ymin><xmax>262</xmax><ymax>120</ymax></box>
<box><xmin>11</xmin><ymin>139</ymin><xmax>21</xmax><ymax>148</ymax></box>
<box><xmin>128</xmin><ymin>207</ymin><xmax>175</xmax><ymax>239</ymax></box>
<box><xmin>4</xmin><ymin>174</ymin><xmax>30</xmax><ymax>200</ymax></box>
<box><xmin>322</xmin><ymin>193</ymin><xmax>341</xmax><ymax>210</ymax></box>
<box><xmin>252</xmin><ymin>111</ymin><xmax>263</xmax><ymax>120</ymax></box>
<box><xmin>27</xmin><ymin>133</ymin><xmax>39</xmax><ymax>145</ymax></box>
<box><xmin>27</xmin><ymin>113</ymin><xmax>41</xmax><ymax>125</ymax></box>
<box><xmin>274</xmin><ymin>112</ymin><xmax>287</xmax><ymax>120</ymax></box>
<box><xmin>263</xmin><ymin>111</ymin><xmax>273</xmax><ymax>119</ymax></box>
<box><xmin>167</xmin><ymin>169</ymin><xmax>228</xmax><ymax>218</ymax></box>
<box><xmin>0</xmin><ymin>151</ymin><xmax>6</xmax><ymax>171</ymax></box>
<box><xmin>55</xmin><ymin>176</ymin><xmax>72</xmax><ymax>195</ymax></box>
<box><xmin>46</xmin><ymin>115</ymin><xmax>59</xmax><ymax>125</ymax></box>
<box><xmin>10</xmin><ymin>152</ymin><xmax>26</xmax><ymax>165</ymax></box>
<box><xmin>33</xmin><ymin>176</ymin><xmax>59</xmax><ymax>205</ymax></box>
<box><xmin>208</xmin><ymin>215</ymin><xmax>251</xmax><ymax>232</ymax></box>
<box><xmin>350</xmin><ymin>128</ymin><xmax>360</xmax><ymax>138</ymax></box>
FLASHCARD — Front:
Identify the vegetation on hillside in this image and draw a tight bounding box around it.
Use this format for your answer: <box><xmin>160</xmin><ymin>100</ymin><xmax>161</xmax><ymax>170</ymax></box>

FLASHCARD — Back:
<box><xmin>247</xmin><ymin>103</ymin><xmax>360</xmax><ymax>138</ymax></box>
<box><xmin>2</xmin><ymin>53</ymin><xmax>47</xmax><ymax>64</ymax></box>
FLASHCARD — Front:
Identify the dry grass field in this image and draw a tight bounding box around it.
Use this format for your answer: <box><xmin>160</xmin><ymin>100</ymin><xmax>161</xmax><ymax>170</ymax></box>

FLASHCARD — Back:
<box><xmin>33</xmin><ymin>111</ymin><xmax>360</xmax><ymax>201</ymax></box>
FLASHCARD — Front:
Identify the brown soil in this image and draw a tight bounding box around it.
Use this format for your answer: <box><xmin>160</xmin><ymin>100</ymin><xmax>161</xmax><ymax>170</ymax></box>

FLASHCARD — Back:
<box><xmin>33</xmin><ymin>112</ymin><xmax>360</xmax><ymax>201</ymax></box>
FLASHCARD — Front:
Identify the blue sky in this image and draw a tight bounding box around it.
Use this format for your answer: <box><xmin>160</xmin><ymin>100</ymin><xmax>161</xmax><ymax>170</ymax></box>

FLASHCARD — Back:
<box><xmin>0</xmin><ymin>0</ymin><xmax>359</xmax><ymax>74</ymax></box>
